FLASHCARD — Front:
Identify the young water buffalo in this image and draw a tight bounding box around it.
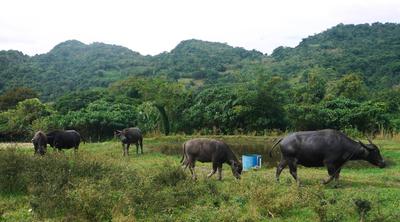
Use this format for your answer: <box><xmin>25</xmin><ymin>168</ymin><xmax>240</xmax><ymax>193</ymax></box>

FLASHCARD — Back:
<box><xmin>114</xmin><ymin>127</ymin><xmax>143</xmax><ymax>156</ymax></box>
<box><xmin>181</xmin><ymin>138</ymin><xmax>242</xmax><ymax>180</ymax></box>
<box><xmin>32</xmin><ymin>131</ymin><xmax>47</xmax><ymax>155</ymax></box>
<box><xmin>46</xmin><ymin>130</ymin><xmax>82</xmax><ymax>152</ymax></box>
<box><xmin>271</xmin><ymin>129</ymin><xmax>386</xmax><ymax>185</ymax></box>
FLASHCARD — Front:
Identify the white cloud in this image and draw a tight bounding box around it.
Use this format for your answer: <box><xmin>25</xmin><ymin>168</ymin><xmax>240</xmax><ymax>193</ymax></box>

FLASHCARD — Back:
<box><xmin>0</xmin><ymin>0</ymin><xmax>399</xmax><ymax>55</ymax></box>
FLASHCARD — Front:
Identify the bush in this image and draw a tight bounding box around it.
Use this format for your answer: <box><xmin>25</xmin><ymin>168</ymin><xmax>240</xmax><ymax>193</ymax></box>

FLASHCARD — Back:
<box><xmin>0</xmin><ymin>148</ymin><xmax>29</xmax><ymax>194</ymax></box>
<box><xmin>152</xmin><ymin>162</ymin><xmax>187</xmax><ymax>186</ymax></box>
<box><xmin>28</xmin><ymin>153</ymin><xmax>72</xmax><ymax>218</ymax></box>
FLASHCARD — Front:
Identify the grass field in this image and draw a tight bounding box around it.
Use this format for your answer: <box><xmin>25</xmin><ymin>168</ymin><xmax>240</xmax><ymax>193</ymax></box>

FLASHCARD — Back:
<box><xmin>1</xmin><ymin>136</ymin><xmax>399</xmax><ymax>221</ymax></box>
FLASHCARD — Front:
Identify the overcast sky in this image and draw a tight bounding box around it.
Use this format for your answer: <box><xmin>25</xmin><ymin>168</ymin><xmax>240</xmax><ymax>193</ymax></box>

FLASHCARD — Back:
<box><xmin>1</xmin><ymin>0</ymin><xmax>399</xmax><ymax>56</ymax></box>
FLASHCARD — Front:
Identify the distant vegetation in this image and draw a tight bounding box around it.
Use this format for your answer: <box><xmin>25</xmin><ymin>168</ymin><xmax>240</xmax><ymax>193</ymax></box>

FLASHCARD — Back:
<box><xmin>1</xmin><ymin>23</ymin><xmax>400</xmax><ymax>140</ymax></box>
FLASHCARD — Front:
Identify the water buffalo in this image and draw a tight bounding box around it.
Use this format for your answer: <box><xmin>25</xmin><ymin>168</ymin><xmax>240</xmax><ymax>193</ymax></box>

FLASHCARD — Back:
<box><xmin>271</xmin><ymin>129</ymin><xmax>386</xmax><ymax>185</ymax></box>
<box><xmin>32</xmin><ymin>131</ymin><xmax>47</xmax><ymax>155</ymax></box>
<box><xmin>180</xmin><ymin>138</ymin><xmax>242</xmax><ymax>180</ymax></box>
<box><xmin>46</xmin><ymin>130</ymin><xmax>82</xmax><ymax>152</ymax></box>
<box><xmin>114</xmin><ymin>127</ymin><xmax>143</xmax><ymax>156</ymax></box>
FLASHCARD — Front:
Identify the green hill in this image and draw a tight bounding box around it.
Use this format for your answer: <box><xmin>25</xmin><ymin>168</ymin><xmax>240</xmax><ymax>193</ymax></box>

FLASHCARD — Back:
<box><xmin>1</xmin><ymin>23</ymin><xmax>400</xmax><ymax>101</ymax></box>
<box><xmin>153</xmin><ymin>39</ymin><xmax>263</xmax><ymax>80</ymax></box>
<box><xmin>270</xmin><ymin>23</ymin><xmax>400</xmax><ymax>88</ymax></box>
<box><xmin>0</xmin><ymin>40</ymin><xmax>152</xmax><ymax>100</ymax></box>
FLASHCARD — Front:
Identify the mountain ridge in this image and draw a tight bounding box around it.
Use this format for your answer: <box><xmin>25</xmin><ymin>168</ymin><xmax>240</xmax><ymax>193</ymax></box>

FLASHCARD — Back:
<box><xmin>1</xmin><ymin>22</ymin><xmax>400</xmax><ymax>100</ymax></box>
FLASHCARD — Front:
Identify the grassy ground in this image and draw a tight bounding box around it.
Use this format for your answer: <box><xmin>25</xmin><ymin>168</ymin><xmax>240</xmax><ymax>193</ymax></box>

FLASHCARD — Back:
<box><xmin>1</xmin><ymin>136</ymin><xmax>399</xmax><ymax>221</ymax></box>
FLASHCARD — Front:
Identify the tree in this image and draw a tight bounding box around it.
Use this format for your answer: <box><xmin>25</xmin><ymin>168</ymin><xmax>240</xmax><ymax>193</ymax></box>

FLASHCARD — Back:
<box><xmin>0</xmin><ymin>98</ymin><xmax>52</xmax><ymax>140</ymax></box>
<box><xmin>286</xmin><ymin>97</ymin><xmax>390</xmax><ymax>132</ymax></box>
<box><xmin>181</xmin><ymin>77</ymin><xmax>288</xmax><ymax>134</ymax></box>
<box><xmin>243</xmin><ymin>76</ymin><xmax>288</xmax><ymax>130</ymax></box>
<box><xmin>0</xmin><ymin>87</ymin><xmax>38</xmax><ymax>111</ymax></box>
<box><xmin>111</xmin><ymin>77</ymin><xmax>186</xmax><ymax>135</ymax></box>
<box><xmin>182</xmin><ymin>86</ymin><xmax>240</xmax><ymax>133</ymax></box>
<box><xmin>293</xmin><ymin>68</ymin><xmax>328</xmax><ymax>104</ymax></box>
<box><xmin>325</xmin><ymin>73</ymin><xmax>367</xmax><ymax>101</ymax></box>
<box><xmin>41</xmin><ymin>100</ymin><xmax>138</xmax><ymax>140</ymax></box>
<box><xmin>54</xmin><ymin>88</ymin><xmax>106</xmax><ymax>114</ymax></box>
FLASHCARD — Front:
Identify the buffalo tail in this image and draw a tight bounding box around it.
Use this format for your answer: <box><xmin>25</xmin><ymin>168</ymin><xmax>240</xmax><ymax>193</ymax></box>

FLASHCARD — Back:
<box><xmin>180</xmin><ymin>142</ymin><xmax>186</xmax><ymax>163</ymax></box>
<box><xmin>81</xmin><ymin>135</ymin><xmax>86</xmax><ymax>144</ymax></box>
<box><xmin>269</xmin><ymin>138</ymin><xmax>283</xmax><ymax>158</ymax></box>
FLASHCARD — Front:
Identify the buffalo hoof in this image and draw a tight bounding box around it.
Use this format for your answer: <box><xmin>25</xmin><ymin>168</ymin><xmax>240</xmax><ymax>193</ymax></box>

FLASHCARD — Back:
<box><xmin>321</xmin><ymin>179</ymin><xmax>333</xmax><ymax>185</ymax></box>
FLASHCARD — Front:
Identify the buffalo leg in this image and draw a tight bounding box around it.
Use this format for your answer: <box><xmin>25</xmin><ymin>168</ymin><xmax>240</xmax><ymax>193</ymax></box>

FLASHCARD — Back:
<box><xmin>126</xmin><ymin>144</ymin><xmax>130</xmax><ymax>156</ymax></box>
<box><xmin>122</xmin><ymin>144</ymin><xmax>126</xmax><ymax>156</ymax></box>
<box><xmin>217</xmin><ymin>165</ymin><xmax>223</xmax><ymax>180</ymax></box>
<box><xmin>188</xmin><ymin>160</ymin><xmax>197</xmax><ymax>180</ymax></box>
<box><xmin>183</xmin><ymin>159</ymin><xmax>189</xmax><ymax>170</ymax></box>
<box><xmin>135</xmin><ymin>142</ymin><xmax>139</xmax><ymax>154</ymax></box>
<box><xmin>288</xmin><ymin>159</ymin><xmax>298</xmax><ymax>182</ymax></box>
<box><xmin>207</xmin><ymin>162</ymin><xmax>218</xmax><ymax>178</ymax></box>
<box><xmin>323</xmin><ymin>165</ymin><xmax>336</xmax><ymax>184</ymax></box>
<box><xmin>140</xmin><ymin>138</ymin><xmax>143</xmax><ymax>154</ymax></box>
<box><xmin>334</xmin><ymin>168</ymin><xmax>341</xmax><ymax>182</ymax></box>
<box><xmin>276</xmin><ymin>159</ymin><xmax>288</xmax><ymax>182</ymax></box>
<box><xmin>333</xmin><ymin>168</ymin><xmax>341</xmax><ymax>188</ymax></box>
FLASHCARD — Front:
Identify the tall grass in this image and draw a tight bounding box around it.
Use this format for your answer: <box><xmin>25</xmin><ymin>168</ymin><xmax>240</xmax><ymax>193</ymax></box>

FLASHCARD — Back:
<box><xmin>0</xmin><ymin>149</ymin><xmax>229</xmax><ymax>221</ymax></box>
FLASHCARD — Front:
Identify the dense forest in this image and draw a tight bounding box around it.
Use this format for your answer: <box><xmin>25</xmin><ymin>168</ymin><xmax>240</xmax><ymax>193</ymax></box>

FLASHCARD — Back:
<box><xmin>1</xmin><ymin>22</ymin><xmax>399</xmax><ymax>141</ymax></box>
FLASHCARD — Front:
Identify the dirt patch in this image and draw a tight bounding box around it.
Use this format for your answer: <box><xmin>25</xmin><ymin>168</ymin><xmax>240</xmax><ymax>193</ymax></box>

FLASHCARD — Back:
<box><xmin>0</xmin><ymin>143</ymin><xmax>32</xmax><ymax>149</ymax></box>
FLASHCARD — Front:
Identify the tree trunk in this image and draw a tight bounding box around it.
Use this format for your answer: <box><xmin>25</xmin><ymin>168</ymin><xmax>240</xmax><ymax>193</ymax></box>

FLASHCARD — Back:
<box><xmin>155</xmin><ymin>105</ymin><xmax>170</xmax><ymax>135</ymax></box>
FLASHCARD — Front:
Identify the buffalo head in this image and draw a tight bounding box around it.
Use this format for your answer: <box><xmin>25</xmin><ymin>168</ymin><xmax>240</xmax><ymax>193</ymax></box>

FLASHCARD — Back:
<box><xmin>358</xmin><ymin>139</ymin><xmax>386</xmax><ymax>168</ymax></box>
<box><xmin>114</xmin><ymin>130</ymin><xmax>127</xmax><ymax>143</ymax></box>
<box><xmin>230</xmin><ymin>160</ymin><xmax>243</xmax><ymax>179</ymax></box>
<box><xmin>32</xmin><ymin>132</ymin><xmax>47</xmax><ymax>155</ymax></box>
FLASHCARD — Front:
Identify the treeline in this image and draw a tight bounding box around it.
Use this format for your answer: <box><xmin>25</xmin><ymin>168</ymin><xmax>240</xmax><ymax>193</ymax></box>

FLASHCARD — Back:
<box><xmin>1</xmin><ymin>73</ymin><xmax>399</xmax><ymax>141</ymax></box>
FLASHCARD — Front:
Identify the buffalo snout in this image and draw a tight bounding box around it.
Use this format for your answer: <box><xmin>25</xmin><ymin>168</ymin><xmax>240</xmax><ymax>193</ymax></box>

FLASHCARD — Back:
<box><xmin>39</xmin><ymin>149</ymin><xmax>45</xmax><ymax>155</ymax></box>
<box><xmin>379</xmin><ymin>160</ymin><xmax>386</xmax><ymax>168</ymax></box>
<box><xmin>235</xmin><ymin>173</ymin><xmax>241</xmax><ymax>180</ymax></box>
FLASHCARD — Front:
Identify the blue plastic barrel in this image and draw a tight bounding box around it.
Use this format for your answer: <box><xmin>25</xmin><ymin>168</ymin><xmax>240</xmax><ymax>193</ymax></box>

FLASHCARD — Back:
<box><xmin>242</xmin><ymin>154</ymin><xmax>262</xmax><ymax>171</ymax></box>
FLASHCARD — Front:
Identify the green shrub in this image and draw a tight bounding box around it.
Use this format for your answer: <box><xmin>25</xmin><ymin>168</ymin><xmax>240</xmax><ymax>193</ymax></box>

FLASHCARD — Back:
<box><xmin>152</xmin><ymin>162</ymin><xmax>187</xmax><ymax>186</ymax></box>
<box><xmin>28</xmin><ymin>153</ymin><xmax>72</xmax><ymax>218</ymax></box>
<box><xmin>66</xmin><ymin>180</ymin><xmax>118</xmax><ymax>222</ymax></box>
<box><xmin>0</xmin><ymin>148</ymin><xmax>29</xmax><ymax>194</ymax></box>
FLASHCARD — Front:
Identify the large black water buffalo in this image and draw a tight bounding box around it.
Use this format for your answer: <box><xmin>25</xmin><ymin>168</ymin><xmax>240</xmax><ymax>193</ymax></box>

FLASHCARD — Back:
<box><xmin>181</xmin><ymin>138</ymin><xmax>242</xmax><ymax>180</ymax></box>
<box><xmin>271</xmin><ymin>129</ymin><xmax>386</xmax><ymax>185</ymax></box>
<box><xmin>114</xmin><ymin>127</ymin><xmax>143</xmax><ymax>156</ymax></box>
<box><xmin>32</xmin><ymin>131</ymin><xmax>47</xmax><ymax>155</ymax></box>
<box><xmin>46</xmin><ymin>130</ymin><xmax>82</xmax><ymax>152</ymax></box>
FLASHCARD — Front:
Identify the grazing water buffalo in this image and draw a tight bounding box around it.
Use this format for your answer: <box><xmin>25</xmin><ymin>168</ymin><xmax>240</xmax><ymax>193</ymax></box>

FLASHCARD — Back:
<box><xmin>32</xmin><ymin>131</ymin><xmax>47</xmax><ymax>155</ymax></box>
<box><xmin>46</xmin><ymin>130</ymin><xmax>82</xmax><ymax>152</ymax></box>
<box><xmin>114</xmin><ymin>127</ymin><xmax>143</xmax><ymax>156</ymax></box>
<box><xmin>180</xmin><ymin>138</ymin><xmax>242</xmax><ymax>180</ymax></box>
<box><xmin>271</xmin><ymin>129</ymin><xmax>386</xmax><ymax>185</ymax></box>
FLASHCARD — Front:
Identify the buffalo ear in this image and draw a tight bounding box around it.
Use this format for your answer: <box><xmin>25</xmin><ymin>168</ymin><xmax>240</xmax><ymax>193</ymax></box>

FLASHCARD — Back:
<box><xmin>358</xmin><ymin>140</ymin><xmax>374</xmax><ymax>151</ymax></box>
<box><xmin>366</xmin><ymin>136</ymin><xmax>374</xmax><ymax>145</ymax></box>
<box><xmin>358</xmin><ymin>140</ymin><xmax>368</xmax><ymax>148</ymax></box>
